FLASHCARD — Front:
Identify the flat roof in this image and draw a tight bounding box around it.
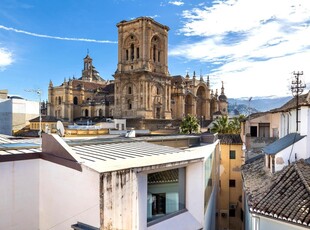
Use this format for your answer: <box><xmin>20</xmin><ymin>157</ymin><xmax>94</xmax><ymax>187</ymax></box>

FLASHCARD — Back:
<box><xmin>0</xmin><ymin>134</ymin><xmax>41</xmax><ymax>157</ymax></box>
<box><xmin>1</xmin><ymin>133</ymin><xmax>217</xmax><ymax>173</ymax></box>
<box><xmin>70</xmin><ymin>140</ymin><xmax>216</xmax><ymax>173</ymax></box>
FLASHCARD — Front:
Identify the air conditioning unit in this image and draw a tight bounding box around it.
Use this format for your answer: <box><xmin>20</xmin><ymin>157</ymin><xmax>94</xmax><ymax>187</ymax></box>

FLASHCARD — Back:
<box><xmin>220</xmin><ymin>210</ymin><xmax>228</xmax><ymax>218</ymax></box>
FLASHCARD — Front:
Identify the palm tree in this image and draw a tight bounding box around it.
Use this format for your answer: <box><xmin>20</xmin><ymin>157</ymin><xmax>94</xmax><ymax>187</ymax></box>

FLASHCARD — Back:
<box><xmin>229</xmin><ymin>117</ymin><xmax>241</xmax><ymax>134</ymax></box>
<box><xmin>180</xmin><ymin>114</ymin><xmax>200</xmax><ymax>134</ymax></box>
<box><xmin>211</xmin><ymin>115</ymin><xmax>231</xmax><ymax>134</ymax></box>
<box><xmin>211</xmin><ymin>115</ymin><xmax>244</xmax><ymax>134</ymax></box>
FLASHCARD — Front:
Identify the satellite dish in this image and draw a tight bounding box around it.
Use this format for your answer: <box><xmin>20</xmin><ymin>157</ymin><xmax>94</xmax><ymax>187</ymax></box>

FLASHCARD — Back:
<box><xmin>125</xmin><ymin>130</ymin><xmax>136</xmax><ymax>138</ymax></box>
<box><xmin>56</xmin><ymin>121</ymin><xmax>65</xmax><ymax>137</ymax></box>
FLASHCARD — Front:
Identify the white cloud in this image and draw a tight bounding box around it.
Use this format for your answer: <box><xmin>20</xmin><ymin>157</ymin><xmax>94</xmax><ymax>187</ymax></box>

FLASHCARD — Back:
<box><xmin>0</xmin><ymin>25</ymin><xmax>117</xmax><ymax>44</ymax></box>
<box><xmin>168</xmin><ymin>1</ymin><xmax>184</xmax><ymax>6</ymax></box>
<box><xmin>0</xmin><ymin>47</ymin><xmax>13</xmax><ymax>70</ymax></box>
<box><xmin>170</xmin><ymin>0</ymin><xmax>310</xmax><ymax>97</ymax></box>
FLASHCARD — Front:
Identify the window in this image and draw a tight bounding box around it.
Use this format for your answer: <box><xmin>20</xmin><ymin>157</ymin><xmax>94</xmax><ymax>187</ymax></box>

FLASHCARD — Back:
<box><xmin>250</xmin><ymin>126</ymin><xmax>257</xmax><ymax>137</ymax></box>
<box><xmin>126</xmin><ymin>50</ymin><xmax>129</xmax><ymax>60</ymax></box>
<box><xmin>229</xmin><ymin>179</ymin><xmax>236</xmax><ymax>187</ymax></box>
<box><xmin>73</xmin><ymin>96</ymin><xmax>78</xmax><ymax>105</ymax></box>
<box><xmin>259</xmin><ymin>123</ymin><xmax>270</xmax><ymax>137</ymax></box>
<box><xmin>131</xmin><ymin>44</ymin><xmax>134</xmax><ymax>60</ymax></box>
<box><xmin>136</xmin><ymin>47</ymin><xmax>139</xmax><ymax>59</ymax></box>
<box><xmin>128</xmin><ymin>100</ymin><xmax>132</xmax><ymax>110</ymax></box>
<box><xmin>229</xmin><ymin>150</ymin><xmax>236</xmax><ymax>159</ymax></box>
<box><xmin>128</xmin><ymin>86</ymin><xmax>132</xmax><ymax>95</ymax></box>
<box><xmin>158</xmin><ymin>51</ymin><xmax>160</xmax><ymax>62</ymax></box>
<box><xmin>229</xmin><ymin>208</ymin><xmax>236</xmax><ymax>217</ymax></box>
<box><xmin>147</xmin><ymin>168</ymin><xmax>185</xmax><ymax>223</ymax></box>
<box><xmin>152</xmin><ymin>193</ymin><xmax>166</xmax><ymax>215</ymax></box>
<box><xmin>153</xmin><ymin>45</ymin><xmax>156</xmax><ymax>61</ymax></box>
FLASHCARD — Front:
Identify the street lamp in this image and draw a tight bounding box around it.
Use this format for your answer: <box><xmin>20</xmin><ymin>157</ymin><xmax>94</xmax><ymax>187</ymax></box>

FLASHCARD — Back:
<box><xmin>25</xmin><ymin>89</ymin><xmax>42</xmax><ymax>148</ymax></box>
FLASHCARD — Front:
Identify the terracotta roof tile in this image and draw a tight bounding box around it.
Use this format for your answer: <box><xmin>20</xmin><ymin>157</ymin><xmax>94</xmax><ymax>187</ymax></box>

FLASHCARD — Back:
<box><xmin>271</xmin><ymin>91</ymin><xmax>310</xmax><ymax>113</ymax></box>
<box><xmin>218</xmin><ymin>134</ymin><xmax>243</xmax><ymax>144</ymax></box>
<box><xmin>242</xmin><ymin>158</ymin><xmax>310</xmax><ymax>227</ymax></box>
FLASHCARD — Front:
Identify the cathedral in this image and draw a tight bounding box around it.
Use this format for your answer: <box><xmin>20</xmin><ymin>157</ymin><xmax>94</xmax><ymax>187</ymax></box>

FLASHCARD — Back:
<box><xmin>47</xmin><ymin>17</ymin><xmax>227</xmax><ymax>129</ymax></box>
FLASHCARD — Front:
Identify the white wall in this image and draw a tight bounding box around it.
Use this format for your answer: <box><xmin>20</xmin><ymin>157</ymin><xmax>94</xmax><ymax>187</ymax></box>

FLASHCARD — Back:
<box><xmin>186</xmin><ymin>161</ymin><xmax>204</xmax><ymax>225</ymax></box>
<box><xmin>12</xmin><ymin>99</ymin><xmax>39</xmax><ymax>131</ymax></box>
<box><xmin>275</xmin><ymin>137</ymin><xmax>308</xmax><ymax>172</ymax></box>
<box><xmin>247</xmin><ymin>212</ymin><xmax>307</xmax><ymax>230</ymax></box>
<box><xmin>0</xmin><ymin>99</ymin><xmax>12</xmax><ymax>135</ymax></box>
<box><xmin>280</xmin><ymin>107</ymin><xmax>308</xmax><ymax>137</ymax></box>
<box><xmin>39</xmin><ymin>161</ymin><xmax>100</xmax><ymax>230</ymax></box>
<box><xmin>0</xmin><ymin>159</ymin><xmax>39</xmax><ymax>230</ymax></box>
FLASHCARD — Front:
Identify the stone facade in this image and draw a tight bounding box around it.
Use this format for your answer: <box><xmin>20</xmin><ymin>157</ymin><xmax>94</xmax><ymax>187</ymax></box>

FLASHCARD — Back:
<box><xmin>47</xmin><ymin>17</ymin><xmax>227</xmax><ymax>127</ymax></box>
<box><xmin>47</xmin><ymin>55</ymin><xmax>114</xmax><ymax>122</ymax></box>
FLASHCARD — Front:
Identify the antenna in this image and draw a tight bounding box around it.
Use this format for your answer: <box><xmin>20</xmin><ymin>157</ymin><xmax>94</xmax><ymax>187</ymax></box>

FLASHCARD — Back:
<box><xmin>56</xmin><ymin>121</ymin><xmax>65</xmax><ymax>137</ymax></box>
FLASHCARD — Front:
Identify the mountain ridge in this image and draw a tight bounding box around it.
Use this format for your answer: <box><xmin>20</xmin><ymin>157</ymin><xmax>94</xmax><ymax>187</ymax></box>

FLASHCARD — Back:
<box><xmin>228</xmin><ymin>96</ymin><xmax>292</xmax><ymax>115</ymax></box>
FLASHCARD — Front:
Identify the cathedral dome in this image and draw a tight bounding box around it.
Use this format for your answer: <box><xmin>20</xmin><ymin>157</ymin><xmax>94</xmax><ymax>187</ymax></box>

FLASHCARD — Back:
<box><xmin>219</xmin><ymin>94</ymin><xmax>227</xmax><ymax>102</ymax></box>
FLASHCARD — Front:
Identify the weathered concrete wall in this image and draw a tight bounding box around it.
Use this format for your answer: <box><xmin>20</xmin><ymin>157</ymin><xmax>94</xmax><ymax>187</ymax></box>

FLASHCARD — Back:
<box><xmin>0</xmin><ymin>99</ymin><xmax>12</xmax><ymax>135</ymax></box>
<box><xmin>100</xmin><ymin>169</ymin><xmax>139</xmax><ymax>230</ymax></box>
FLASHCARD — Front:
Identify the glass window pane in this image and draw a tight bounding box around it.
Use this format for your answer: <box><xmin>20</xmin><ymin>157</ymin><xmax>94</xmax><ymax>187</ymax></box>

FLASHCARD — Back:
<box><xmin>147</xmin><ymin>168</ymin><xmax>185</xmax><ymax>222</ymax></box>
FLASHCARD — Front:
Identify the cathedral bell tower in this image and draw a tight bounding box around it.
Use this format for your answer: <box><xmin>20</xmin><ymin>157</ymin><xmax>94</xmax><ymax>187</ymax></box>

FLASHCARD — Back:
<box><xmin>114</xmin><ymin>17</ymin><xmax>172</xmax><ymax>120</ymax></box>
<box><xmin>82</xmin><ymin>54</ymin><xmax>93</xmax><ymax>81</ymax></box>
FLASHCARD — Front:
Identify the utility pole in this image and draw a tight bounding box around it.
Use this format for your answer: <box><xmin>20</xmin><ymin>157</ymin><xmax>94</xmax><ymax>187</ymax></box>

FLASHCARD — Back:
<box><xmin>25</xmin><ymin>89</ymin><xmax>42</xmax><ymax>148</ymax></box>
<box><xmin>291</xmin><ymin>71</ymin><xmax>306</xmax><ymax>132</ymax></box>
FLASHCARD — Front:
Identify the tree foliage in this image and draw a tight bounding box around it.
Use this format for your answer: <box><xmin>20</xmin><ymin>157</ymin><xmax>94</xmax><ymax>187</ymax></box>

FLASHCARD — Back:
<box><xmin>211</xmin><ymin>115</ymin><xmax>244</xmax><ymax>134</ymax></box>
<box><xmin>180</xmin><ymin>114</ymin><xmax>200</xmax><ymax>134</ymax></box>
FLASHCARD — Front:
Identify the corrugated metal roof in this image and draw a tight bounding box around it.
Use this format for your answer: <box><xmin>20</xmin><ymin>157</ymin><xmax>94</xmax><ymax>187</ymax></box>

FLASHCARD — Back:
<box><xmin>72</xmin><ymin>141</ymin><xmax>184</xmax><ymax>162</ymax></box>
<box><xmin>70</xmin><ymin>139</ymin><xmax>218</xmax><ymax>173</ymax></box>
<box><xmin>0</xmin><ymin>134</ymin><xmax>41</xmax><ymax>156</ymax></box>
<box><xmin>263</xmin><ymin>133</ymin><xmax>305</xmax><ymax>155</ymax></box>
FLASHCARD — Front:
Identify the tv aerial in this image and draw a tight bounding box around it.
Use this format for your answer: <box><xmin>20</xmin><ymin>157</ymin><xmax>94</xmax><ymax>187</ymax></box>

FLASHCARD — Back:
<box><xmin>56</xmin><ymin>121</ymin><xmax>65</xmax><ymax>137</ymax></box>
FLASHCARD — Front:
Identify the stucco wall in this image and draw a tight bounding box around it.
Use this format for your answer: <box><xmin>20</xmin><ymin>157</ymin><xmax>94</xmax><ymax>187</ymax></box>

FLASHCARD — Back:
<box><xmin>39</xmin><ymin>161</ymin><xmax>100</xmax><ymax>230</ymax></box>
<box><xmin>0</xmin><ymin>159</ymin><xmax>39</xmax><ymax>230</ymax></box>
<box><xmin>275</xmin><ymin>137</ymin><xmax>308</xmax><ymax>172</ymax></box>
<box><xmin>12</xmin><ymin>99</ymin><xmax>39</xmax><ymax>131</ymax></box>
<box><xmin>0</xmin><ymin>99</ymin><xmax>12</xmax><ymax>135</ymax></box>
<box><xmin>247</xmin><ymin>213</ymin><xmax>307</xmax><ymax>230</ymax></box>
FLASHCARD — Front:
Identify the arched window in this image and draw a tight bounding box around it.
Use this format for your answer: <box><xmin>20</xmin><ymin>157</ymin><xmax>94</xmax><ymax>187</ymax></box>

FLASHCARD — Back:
<box><xmin>136</xmin><ymin>47</ymin><xmax>139</xmax><ymax>59</ymax></box>
<box><xmin>58</xmin><ymin>97</ymin><xmax>61</xmax><ymax>105</ymax></box>
<box><xmin>85</xmin><ymin>109</ymin><xmax>89</xmax><ymax>117</ymax></box>
<box><xmin>99</xmin><ymin>109</ymin><xmax>103</xmax><ymax>117</ymax></box>
<box><xmin>131</xmin><ymin>44</ymin><xmax>134</xmax><ymax>60</ymax></box>
<box><xmin>156</xmin><ymin>87</ymin><xmax>160</xmax><ymax>95</ymax></box>
<box><xmin>128</xmin><ymin>99</ymin><xmax>132</xmax><ymax>110</ymax></box>
<box><xmin>126</xmin><ymin>50</ymin><xmax>129</xmax><ymax>61</ymax></box>
<box><xmin>153</xmin><ymin>45</ymin><xmax>156</xmax><ymax>62</ymax></box>
<box><xmin>73</xmin><ymin>96</ymin><xmax>78</xmax><ymax>105</ymax></box>
<box><xmin>128</xmin><ymin>86</ymin><xmax>132</xmax><ymax>95</ymax></box>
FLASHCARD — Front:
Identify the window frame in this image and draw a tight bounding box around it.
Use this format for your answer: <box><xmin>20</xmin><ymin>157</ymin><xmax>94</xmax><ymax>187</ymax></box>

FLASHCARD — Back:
<box><xmin>229</xmin><ymin>150</ymin><xmax>236</xmax><ymax>159</ymax></box>
<box><xmin>147</xmin><ymin>167</ymin><xmax>186</xmax><ymax>225</ymax></box>
<box><xmin>229</xmin><ymin>179</ymin><xmax>236</xmax><ymax>187</ymax></box>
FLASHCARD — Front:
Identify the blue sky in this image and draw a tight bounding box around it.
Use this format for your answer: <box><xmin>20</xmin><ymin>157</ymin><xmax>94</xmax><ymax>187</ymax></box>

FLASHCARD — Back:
<box><xmin>0</xmin><ymin>0</ymin><xmax>310</xmax><ymax>101</ymax></box>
